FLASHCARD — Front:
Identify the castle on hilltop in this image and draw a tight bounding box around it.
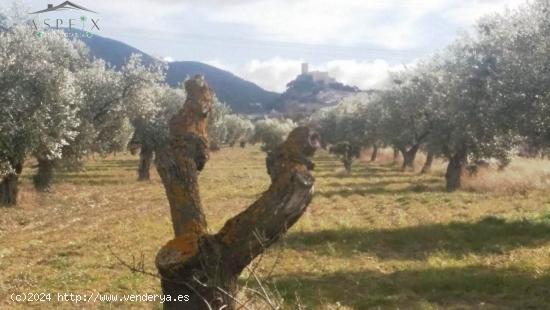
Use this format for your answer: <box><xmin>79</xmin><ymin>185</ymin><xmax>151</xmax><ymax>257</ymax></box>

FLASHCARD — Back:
<box><xmin>300</xmin><ymin>63</ymin><xmax>336</xmax><ymax>84</ymax></box>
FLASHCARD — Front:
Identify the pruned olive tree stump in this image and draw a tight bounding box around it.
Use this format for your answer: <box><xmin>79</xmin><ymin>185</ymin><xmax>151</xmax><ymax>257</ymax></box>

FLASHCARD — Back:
<box><xmin>155</xmin><ymin>75</ymin><xmax>318</xmax><ymax>309</ymax></box>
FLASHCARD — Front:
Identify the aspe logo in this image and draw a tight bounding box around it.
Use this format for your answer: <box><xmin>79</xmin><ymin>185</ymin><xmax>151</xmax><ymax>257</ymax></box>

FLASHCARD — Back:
<box><xmin>29</xmin><ymin>1</ymin><xmax>100</xmax><ymax>38</ymax></box>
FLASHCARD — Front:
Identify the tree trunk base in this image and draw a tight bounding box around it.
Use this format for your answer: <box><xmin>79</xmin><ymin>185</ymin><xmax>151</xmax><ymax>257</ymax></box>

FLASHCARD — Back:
<box><xmin>370</xmin><ymin>146</ymin><xmax>378</xmax><ymax>162</ymax></box>
<box><xmin>33</xmin><ymin>158</ymin><xmax>55</xmax><ymax>191</ymax></box>
<box><xmin>138</xmin><ymin>148</ymin><xmax>153</xmax><ymax>181</ymax></box>
<box><xmin>1</xmin><ymin>174</ymin><xmax>19</xmax><ymax>207</ymax></box>
<box><xmin>445</xmin><ymin>152</ymin><xmax>466</xmax><ymax>191</ymax></box>
<box><xmin>421</xmin><ymin>152</ymin><xmax>434</xmax><ymax>174</ymax></box>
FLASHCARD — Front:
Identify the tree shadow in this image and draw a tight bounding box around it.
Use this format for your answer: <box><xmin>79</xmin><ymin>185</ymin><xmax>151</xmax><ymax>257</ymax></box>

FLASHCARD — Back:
<box><xmin>270</xmin><ymin>266</ymin><xmax>550</xmax><ymax>309</ymax></box>
<box><xmin>281</xmin><ymin>216</ymin><xmax>550</xmax><ymax>259</ymax></box>
<box><xmin>84</xmin><ymin>159</ymin><xmax>139</xmax><ymax>171</ymax></box>
<box><xmin>54</xmin><ymin>174</ymin><xmax>128</xmax><ymax>186</ymax></box>
<box><xmin>315</xmin><ymin>182</ymin><xmax>445</xmax><ymax>197</ymax></box>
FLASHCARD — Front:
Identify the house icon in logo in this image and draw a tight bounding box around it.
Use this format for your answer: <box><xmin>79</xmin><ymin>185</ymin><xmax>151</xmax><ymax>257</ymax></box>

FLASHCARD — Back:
<box><xmin>29</xmin><ymin>1</ymin><xmax>97</xmax><ymax>14</ymax></box>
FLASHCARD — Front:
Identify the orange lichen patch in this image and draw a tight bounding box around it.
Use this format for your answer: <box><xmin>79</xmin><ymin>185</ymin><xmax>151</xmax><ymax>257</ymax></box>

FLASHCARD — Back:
<box><xmin>169</xmin><ymin>76</ymin><xmax>213</xmax><ymax>139</ymax></box>
<box><xmin>163</xmin><ymin>233</ymin><xmax>200</xmax><ymax>262</ymax></box>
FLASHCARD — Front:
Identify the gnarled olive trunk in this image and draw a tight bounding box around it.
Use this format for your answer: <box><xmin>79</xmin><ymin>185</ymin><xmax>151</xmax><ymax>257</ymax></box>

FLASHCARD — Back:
<box><xmin>370</xmin><ymin>145</ymin><xmax>378</xmax><ymax>162</ymax></box>
<box><xmin>445</xmin><ymin>150</ymin><xmax>467</xmax><ymax>191</ymax></box>
<box><xmin>421</xmin><ymin>151</ymin><xmax>434</xmax><ymax>174</ymax></box>
<box><xmin>400</xmin><ymin>144</ymin><xmax>420</xmax><ymax>171</ymax></box>
<box><xmin>1</xmin><ymin>161</ymin><xmax>22</xmax><ymax>206</ymax></box>
<box><xmin>137</xmin><ymin>147</ymin><xmax>154</xmax><ymax>181</ymax></box>
<box><xmin>33</xmin><ymin>157</ymin><xmax>55</xmax><ymax>191</ymax></box>
<box><xmin>154</xmin><ymin>76</ymin><xmax>317</xmax><ymax>309</ymax></box>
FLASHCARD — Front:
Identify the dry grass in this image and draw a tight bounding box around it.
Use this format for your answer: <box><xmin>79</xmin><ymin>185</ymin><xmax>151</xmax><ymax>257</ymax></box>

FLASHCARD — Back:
<box><xmin>1</xmin><ymin>146</ymin><xmax>550</xmax><ymax>309</ymax></box>
<box><xmin>462</xmin><ymin>158</ymin><xmax>550</xmax><ymax>194</ymax></box>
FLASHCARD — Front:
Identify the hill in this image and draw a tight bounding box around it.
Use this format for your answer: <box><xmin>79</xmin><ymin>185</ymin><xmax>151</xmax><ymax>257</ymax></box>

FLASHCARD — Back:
<box><xmin>275</xmin><ymin>73</ymin><xmax>360</xmax><ymax>118</ymax></box>
<box><xmin>72</xmin><ymin>30</ymin><xmax>278</xmax><ymax>113</ymax></box>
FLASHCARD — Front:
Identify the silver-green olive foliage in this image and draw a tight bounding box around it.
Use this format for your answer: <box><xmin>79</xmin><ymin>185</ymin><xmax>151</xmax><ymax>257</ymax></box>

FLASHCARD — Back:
<box><xmin>313</xmin><ymin>95</ymin><xmax>369</xmax><ymax>148</ymax></box>
<box><xmin>129</xmin><ymin>84</ymin><xmax>186</xmax><ymax>154</ymax></box>
<box><xmin>70</xmin><ymin>54</ymin><xmax>165</xmax><ymax>158</ymax></box>
<box><xmin>0</xmin><ymin>27</ymin><xmax>85</xmax><ymax>173</ymax></box>
<box><xmin>251</xmin><ymin>118</ymin><xmax>296</xmax><ymax>152</ymax></box>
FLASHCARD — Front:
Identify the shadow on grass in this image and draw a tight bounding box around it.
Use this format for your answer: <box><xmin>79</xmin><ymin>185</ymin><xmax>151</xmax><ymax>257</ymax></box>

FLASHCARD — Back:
<box><xmin>315</xmin><ymin>182</ymin><xmax>445</xmax><ymax>197</ymax></box>
<box><xmin>270</xmin><ymin>266</ymin><xmax>550</xmax><ymax>309</ymax></box>
<box><xmin>281</xmin><ymin>216</ymin><xmax>550</xmax><ymax>259</ymax></box>
<box><xmin>84</xmin><ymin>159</ymin><xmax>139</xmax><ymax>171</ymax></box>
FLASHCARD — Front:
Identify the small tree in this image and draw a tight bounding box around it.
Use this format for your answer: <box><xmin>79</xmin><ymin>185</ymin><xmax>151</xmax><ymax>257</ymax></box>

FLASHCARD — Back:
<box><xmin>373</xmin><ymin>67</ymin><xmax>436</xmax><ymax>171</ymax></box>
<box><xmin>224</xmin><ymin>115</ymin><xmax>254</xmax><ymax>147</ymax></box>
<box><xmin>329</xmin><ymin>142</ymin><xmax>361</xmax><ymax>173</ymax></box>
<box><xmin>314</xmin><ymin>95</ymin><xmax>368</xmax><ymax>171</ymax></box>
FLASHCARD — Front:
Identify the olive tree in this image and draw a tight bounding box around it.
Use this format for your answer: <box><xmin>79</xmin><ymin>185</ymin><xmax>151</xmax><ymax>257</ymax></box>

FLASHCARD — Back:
<box><xmin>65</xmin><ymin>54</ymin><xmax>164</xmax><ymax>178</ymax></box>
<box><xmin>425</xmin><ymin>35</ymin><xmax>517</xmax><ymax>191</ymax></box>
<box><xmin>0</xmin><ymin>27</ymin><xmax>83</xmax><ymax>203</ymax></box>
<box><xmin>314</xmin><ymin>95</ymin><xmax>368</xmax><ymax>172</ymax></box>
<box><xmin>251</xmin><ymin>118</ymin><xmax>297</xmax><ymax>153</ymax></box>
<box><xmin>128</xmin><ymin>85</ymin><xmax>185</xmax><ymax>180</ymax></box>
<box><xmin>224</xmin><ymin>115</ymin><xmax>254</xmax><ymax>147</ymax></box>
<box><xmin>207</xmin><ymin>99</ymin><xmax>232</xmax><ymax>151</ymax></box>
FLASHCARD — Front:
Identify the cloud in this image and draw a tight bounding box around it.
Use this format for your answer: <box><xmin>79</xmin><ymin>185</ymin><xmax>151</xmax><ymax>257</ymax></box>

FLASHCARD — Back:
<box><xmin>208</xmin><ymin>58</ymin><xmax>409</xmax><ymax>93</ymax></box>
<box><xmin>322</xmin><ymin>60</ymin><xmax>407</xmax><ymax>90</ymax></box>
<box><xmin>202</xmin><ymin>0</ymin><xmax>447</xmax><ymax>50</ymax></box>
<box><xmin>195</xmin><ymin>0</ymin><xmax>528</xmax><ymax>50</ymax></box>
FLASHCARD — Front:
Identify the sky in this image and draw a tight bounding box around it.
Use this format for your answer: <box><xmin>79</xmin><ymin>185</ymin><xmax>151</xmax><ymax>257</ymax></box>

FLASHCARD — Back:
<box><xmin>17</xmin><ymin>0</ymin><xmax>526</xmax><ymax>92</ymax></box>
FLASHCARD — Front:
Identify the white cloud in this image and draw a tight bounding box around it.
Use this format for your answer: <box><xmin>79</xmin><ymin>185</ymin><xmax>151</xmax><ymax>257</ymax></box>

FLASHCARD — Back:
<box><xmin>210</xmin><ymin>58</ymin><xmax>409</xmax><ymax>93</ymax></box>
<box><xmin>322</xmin><ymin>60</ymin><xmax>406</xmax><ymax>91</ymax></box>
<box><xmin>203</xmin><ymin>0</ymin><xmax>447</xmax><ymax>50</ymax></box>
<box><xmin>196</xmin><ymin>0</ymin><xmax>528</xmax><ymax>50</ymax></box>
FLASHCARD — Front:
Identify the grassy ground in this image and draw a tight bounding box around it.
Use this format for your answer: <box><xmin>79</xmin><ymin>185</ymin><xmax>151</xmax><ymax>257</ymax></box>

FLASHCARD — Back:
<box><xmin>1</xmin><ymin>147</ymin><xmax>549</xmax><ymax>309</ymax></box>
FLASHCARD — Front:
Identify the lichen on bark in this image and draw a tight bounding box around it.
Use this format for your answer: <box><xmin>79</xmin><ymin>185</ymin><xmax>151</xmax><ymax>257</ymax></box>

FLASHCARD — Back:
<box><xmin>154</xmin><ymin>75</ymin><xmax>318</xmax><ymax>309</ymax></box>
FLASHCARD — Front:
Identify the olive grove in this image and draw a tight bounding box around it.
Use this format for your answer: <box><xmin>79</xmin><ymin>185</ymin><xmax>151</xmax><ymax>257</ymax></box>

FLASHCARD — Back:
<box><xmin>316</xmin><ymin>0</ymin><xmax>550</xmax><ymax>191</ymax></box>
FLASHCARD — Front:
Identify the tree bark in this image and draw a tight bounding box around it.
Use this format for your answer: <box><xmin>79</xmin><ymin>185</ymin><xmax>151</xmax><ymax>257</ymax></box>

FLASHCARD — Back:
<box><xmin>370</xmin><ymin>145</ymin><xmax>378</xmax><ymax>162</ymax></box>
<box><xmin>1</xmin><ymin>174</ymin><xmax>19</xmax><ymax>206</ymax></box>
<box><xmin>401</xmin><ymin>144</ymin><xmax>420</xmax><ymax>171</ymax></box>
<box><xmin>392</xmin><ymin>148</ymin><xmax>400</xmax><ymax>163</ymax></box>
<box><xmin>329</xmin><ymin>142</ymin><xmax>354</xmax><ymax>173</ymax></box>
<box><xmin>154</xmin><ymin>76</ymin><xmax>317</xmax><ymax>309</ymax></box>
<box><xmin>421</xmin><ymin>151</ymin><xmax>434</xmax><ymax>174</ymax></box>
<box><xmin>33</xmin><ymin>157</ymin><xmax>55</xmax><ymax>191</ymax></box>
<box><xmin>445</xmin><ymin>150</ymin><xmax>467</xmax><ymax>192</ymax></box>
<box><xmin>1</xmin><ymin>161</ymin><xmax>22</xmax><ymax>206</ymax></box>
<box><xmin>343</xmin><ymin>155</ymin><xmax>352</xmax><ymax>173</ymax></box>
<box><xmin>137</xmin><ymin>147</ymin><xmax>154</xmax><ymax>181</ymax></box>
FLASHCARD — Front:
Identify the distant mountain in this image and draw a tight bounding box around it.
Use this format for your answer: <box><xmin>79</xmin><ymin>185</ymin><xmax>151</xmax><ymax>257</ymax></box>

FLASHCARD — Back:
<box><xmin>165</xmin><ymin>62</ymin><xmax>279</xmax><ymax>113</ymax></box>
<box><xmin>71</xmin><ymin>30</ymin><xmax>278</xmax><ymax>113</ymax></box>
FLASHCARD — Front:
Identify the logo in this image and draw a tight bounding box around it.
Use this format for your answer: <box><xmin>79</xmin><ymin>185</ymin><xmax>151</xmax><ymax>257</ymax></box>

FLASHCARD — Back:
<box><xmin>29</xmin><ymin>1</ymin><xmax>100</xmax><ymax>38</ymax></box>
